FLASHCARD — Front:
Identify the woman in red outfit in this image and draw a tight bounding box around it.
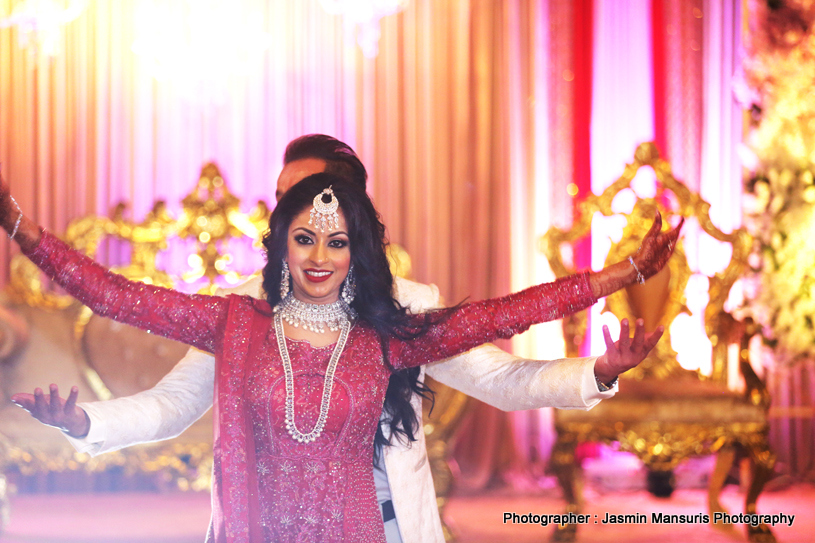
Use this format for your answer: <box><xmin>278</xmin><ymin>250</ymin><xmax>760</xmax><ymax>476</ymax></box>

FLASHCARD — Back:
<box><xmin>1</xmin><ymin>173</ymin><xmax>679</xmax><ymax>543</ymax></box>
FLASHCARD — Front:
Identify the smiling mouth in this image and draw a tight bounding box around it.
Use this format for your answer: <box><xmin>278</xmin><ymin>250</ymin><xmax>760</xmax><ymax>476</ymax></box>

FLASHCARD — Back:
<box><xmin>304</xmin><ymin>269</ymin><xmax>333</xmax><ymax>282</ymax></box>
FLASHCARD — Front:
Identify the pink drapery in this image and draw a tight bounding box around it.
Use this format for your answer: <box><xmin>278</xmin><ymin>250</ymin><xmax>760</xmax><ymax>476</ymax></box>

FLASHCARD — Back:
<box><xmin>456</xmin><ymin>0</ymin><xmax>746</xmax><ymax>490</ymax></box>
<box><xmin>0</xmin><ymin>0</ymin><xmax>360</xmax><ymax>276</ymax></box>
<box><xmin>6</xmin><ymin>0</ymin><xmax>808</xmax><ymax>488</ymax></box>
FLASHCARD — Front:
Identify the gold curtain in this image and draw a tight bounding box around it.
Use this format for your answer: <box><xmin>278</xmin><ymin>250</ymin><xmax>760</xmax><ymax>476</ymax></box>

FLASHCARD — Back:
<box><xmin>0</xmin><ymin>0</ymin><xmax>531</xmax><ymax>306</ymax></box>
<box><xmin>358</xmin><ymin>0</ymin><xmax>512</xmax><ymax>305</ymax></box>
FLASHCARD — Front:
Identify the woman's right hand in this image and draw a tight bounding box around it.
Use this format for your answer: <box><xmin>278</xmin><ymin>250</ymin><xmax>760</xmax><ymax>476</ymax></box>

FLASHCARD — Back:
<box><xmin>0</xmin><ymin>171</ymin><xmax>41</xmax><ymax>251</ymax></box>
<box><xmin>11</xmin><ymin>385</ymin><xmax>91</xmax><ymax>438</ymax></box>
<box><xmin>0</xmin><ymin>171</ymin><xmax>18</xmax><ymax>229</ymax></box>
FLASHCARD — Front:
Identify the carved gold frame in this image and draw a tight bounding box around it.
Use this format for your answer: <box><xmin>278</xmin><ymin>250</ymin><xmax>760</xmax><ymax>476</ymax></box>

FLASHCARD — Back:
<box><xmin>3</xmin><ymin>163</ymin><xmax>270</xmax><ymax>481</ymax></box>
<box><xmin>540</xmin><ymin>143</ymin><xmax>775</xmax><ymax>543</ymax></box>
<box><xmin>540</xmin><ymin>141</ymin><xmax>753</xmax><ymax>382</ymax></box>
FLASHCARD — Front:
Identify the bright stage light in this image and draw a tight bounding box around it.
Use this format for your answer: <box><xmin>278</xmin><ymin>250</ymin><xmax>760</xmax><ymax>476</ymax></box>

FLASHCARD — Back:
<box><xmin>0</xmin><ymin>0</ymin><xmax>87</xmax><ymax>58</ymax></box>
<box><xmin>131</xmin><ymin>0</ymin><xmax>271</xmax><ymax>104</ymax></box>
<box><xmin>320</xmin><ymin>0</ymin><xmax>408</xmax><ymax>58</ymax></box>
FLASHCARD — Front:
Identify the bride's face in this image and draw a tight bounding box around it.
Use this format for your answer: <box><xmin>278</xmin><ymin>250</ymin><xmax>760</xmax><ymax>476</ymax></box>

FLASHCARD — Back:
<box><xmin>286</xmin><ymin>207</ymin><xmax>351</xmax><ymax>305</ymax></box>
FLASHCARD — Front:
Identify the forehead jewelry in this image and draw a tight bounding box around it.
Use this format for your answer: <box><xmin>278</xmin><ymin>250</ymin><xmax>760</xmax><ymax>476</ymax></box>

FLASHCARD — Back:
<box><xmin>309</xmin><ymin>186</ymin><xmax>340</xmax><ymax>232</ymax></box>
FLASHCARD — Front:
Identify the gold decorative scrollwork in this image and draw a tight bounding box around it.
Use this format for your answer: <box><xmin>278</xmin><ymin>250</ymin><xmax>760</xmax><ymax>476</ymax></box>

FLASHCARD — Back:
<box><xmin>541</xmin><ymin>143</ymin><xmax>774</xmax><ymax>543</ymax></box>
<box><xmin>2</xmin><ymin>163</ymin><xmax>270</xmax><ymax>482</ymax></box>
<box><xmin>540</xmin><ymin>141</ymin><xmax>753</xmax><ymax>383</ymax></box>
<box><xmin>6</xmin><ymin>162</ymin><xmax>272</xmax><ymax>315</ymax></box>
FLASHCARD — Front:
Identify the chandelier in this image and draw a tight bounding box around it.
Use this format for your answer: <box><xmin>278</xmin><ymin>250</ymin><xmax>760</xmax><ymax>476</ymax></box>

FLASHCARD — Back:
<box><xmin>0</xmin><ymin>0</ymin><xmax>88</xmax><ymax>58</ymax></box>
<box><xmin>320</xmin><ymin>0</ymin><xmax>409</xmax><ymax>58</ymax></box>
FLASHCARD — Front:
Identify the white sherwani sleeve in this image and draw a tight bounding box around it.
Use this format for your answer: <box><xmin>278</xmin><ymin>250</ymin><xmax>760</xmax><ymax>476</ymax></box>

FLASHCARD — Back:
<box><xmin>66</xmin><ymin>348</ymin><xmax>214</xmax><ymax>455</ymax></box>
<box><xmin>64</xmin><ymin>276</ymin><xmax>266</xmax><ymax>456</ymax></box>
<box><xmin>392</xmin><ymin>276</ymin><xmax>616</xmax><ymax>411</ymax></box>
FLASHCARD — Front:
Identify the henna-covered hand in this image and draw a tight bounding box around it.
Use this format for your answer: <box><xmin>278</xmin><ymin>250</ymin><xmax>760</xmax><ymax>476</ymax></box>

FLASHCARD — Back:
<box><xmin>594</xmin><ymin>318</ymin><xmax>664</xmax><ymax>384</ymax></box>
<box><xmin>11</xmin><ymin>385</ymin><xmax>91</xmax><ymax>438</ymax></box>
<box><xmin>631</xmin><ymin>211</ymin><xmax>684</xmax><ymax>281</ymax></box>
<box><xmin>587</xmin><ymin>212</ymin><xmax>684</xmax><ymax>299</ymax></box>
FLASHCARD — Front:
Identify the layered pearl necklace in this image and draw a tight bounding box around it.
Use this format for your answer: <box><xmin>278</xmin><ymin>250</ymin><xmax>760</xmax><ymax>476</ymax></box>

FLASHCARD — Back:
<box><xmin>273</xmin><ymin>307</ymin><xmax>353</xmax><ymax>444</ymax></box>
<box><xmin>273</xmin><ymin>293</ymin><xmax>356</xmax><ymax>333</ymax></box>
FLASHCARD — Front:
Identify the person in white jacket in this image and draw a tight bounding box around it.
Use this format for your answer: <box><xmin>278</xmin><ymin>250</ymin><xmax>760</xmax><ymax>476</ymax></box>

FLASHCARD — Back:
<box><xmin>12</xmin><ymin>135</ymin><xmax>677</xmax><ymax>543</ymax></box>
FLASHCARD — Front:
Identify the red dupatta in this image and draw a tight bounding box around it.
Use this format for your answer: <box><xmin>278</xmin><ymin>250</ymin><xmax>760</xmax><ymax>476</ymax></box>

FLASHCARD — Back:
<box><xmin>209</xmin><ymin>295</ymin><xmax>273</xmax><ymax>543</ymax></box>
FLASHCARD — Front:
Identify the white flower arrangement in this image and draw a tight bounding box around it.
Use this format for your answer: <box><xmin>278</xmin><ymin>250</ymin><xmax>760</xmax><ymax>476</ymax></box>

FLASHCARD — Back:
<box><xmin>741</xmin><ymin>0</ymin><xmax>815</xmax><ymax>363</ymax></box>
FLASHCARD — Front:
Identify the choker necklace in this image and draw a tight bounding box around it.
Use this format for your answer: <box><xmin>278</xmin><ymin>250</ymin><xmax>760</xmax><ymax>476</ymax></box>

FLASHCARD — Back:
<box><xmin>273</xmin><ymin>293</ymin><xmax>356</xmax><ymax>334</ymax></box>
<box><xmin>274</xmin><ymin>313</ymin><xmax>351</xmax><ymax>443</ymax></box>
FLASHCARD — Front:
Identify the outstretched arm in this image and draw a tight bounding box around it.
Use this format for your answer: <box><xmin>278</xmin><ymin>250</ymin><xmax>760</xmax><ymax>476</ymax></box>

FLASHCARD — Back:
<box><xmin>12</xmin><ymin>346</ymin><xmax>215</xmax><ymax>454</ymax></box>
<box><xmin>0</xmin><ymin>174</ymin><xmax>228</xmax><ymax>353</ymax></box>
<box><xmin>426</xmin><ymin>349</ymin><xmax>608</xmax><ymax>411</ymax></box>
<box><xmin>390</xmin><ymin>213</ymin><xmax>680</xmax><ymax>371</ymax></box>
<box><xmin>390</xmin><ymin>272</ymin><xmax>598</xmax><ymax>368</ymax></box>
<box><xmin>9</xmin><ymin>276</ymin><xmax>262</xmax><ymax>454</ymax></box>
<box><xmin>394</xmin><ymin>278</ymin><xmax>607</xmax><ymax>410</ymax></box>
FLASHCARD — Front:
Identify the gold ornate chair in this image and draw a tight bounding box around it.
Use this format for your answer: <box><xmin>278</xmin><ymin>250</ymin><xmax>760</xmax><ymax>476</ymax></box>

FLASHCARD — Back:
<box><xmin>541</xmin><ymin>143</ymin><xmax>775</xmax><ymax>543</ymax></box>
<box><xmin>0</xmin><ymin>163</ymin><xmax>270</xmax><ymax>495</ymax></box>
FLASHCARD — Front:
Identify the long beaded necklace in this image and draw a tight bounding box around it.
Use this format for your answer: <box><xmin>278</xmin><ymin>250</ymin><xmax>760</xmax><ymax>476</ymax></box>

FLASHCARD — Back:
<box><xmin>273</xmin><ymin>312</ymin><xmax>351</xmax><ymax>443</ymax></box>
<box><xmin>273</xmin><ymin>293</ymin><xmax>356</xmax><ymax>334</ymax></box>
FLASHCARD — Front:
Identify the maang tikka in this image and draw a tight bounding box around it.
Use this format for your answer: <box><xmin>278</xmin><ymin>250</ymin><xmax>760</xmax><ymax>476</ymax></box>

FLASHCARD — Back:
<box><xmin>309</xmin><ymin>186</ymin><xmax>340</xmax><ymax>232</ymax></box>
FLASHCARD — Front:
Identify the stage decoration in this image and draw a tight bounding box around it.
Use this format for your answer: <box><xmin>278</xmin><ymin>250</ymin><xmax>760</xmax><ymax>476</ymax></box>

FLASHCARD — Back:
<box><xmin>0</xmin><ymin>439</ymin><xmax>214</xmax><ymax>493</ymax></box>
<box><xmin>0</xmin><ymin>0</ymin><xmax>87</xmax><ymax>58</ymax></box>
<box><xmin>131</xmin><ymin>0</ymin><xmax>271</xmax><ymax>103</ymax></box>
<box><xmin>740</xmin><ymin>0</ymin><xmax>815</xmax><ymax>365</ymax></box>
<box><xmin>319</xmin><ymin>0</ymin><xmax>408</xmax><ymax>58</ymax></box>
<box><xmin>6</xmin><ymin>163</ymin><xmax>270</xmax><ymax>402</ymax></box>
<box><xmin>541</xmin><ymin>143</ymin><xmax>774</xmax><ymax>543</ymax></box>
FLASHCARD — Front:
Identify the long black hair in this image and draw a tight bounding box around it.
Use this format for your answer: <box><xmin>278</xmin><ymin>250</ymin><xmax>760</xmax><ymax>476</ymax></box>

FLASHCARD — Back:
<box><xmin>262</xmin><ymin>173</ymin><xmax>437</xmax><ymax>449</ymax></box>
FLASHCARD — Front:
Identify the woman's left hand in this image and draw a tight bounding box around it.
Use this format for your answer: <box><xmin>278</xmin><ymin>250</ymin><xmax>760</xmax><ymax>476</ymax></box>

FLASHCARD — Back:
<box><xmin>631</xmin><ymin>212</ymin><xmax>683</xmax><ymax>282</ymax></box>
<box><xmin>593</xmin><ymin>318</ymin><xmax>663</xmax><ymax>385</ymax></box>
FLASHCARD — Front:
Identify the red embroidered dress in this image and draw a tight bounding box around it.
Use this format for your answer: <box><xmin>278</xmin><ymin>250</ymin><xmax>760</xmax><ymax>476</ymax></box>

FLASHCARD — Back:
<box><xmin>25</xmin><ymin>232</ymin><xmax>597</xmax><ymax>543</ymax></box>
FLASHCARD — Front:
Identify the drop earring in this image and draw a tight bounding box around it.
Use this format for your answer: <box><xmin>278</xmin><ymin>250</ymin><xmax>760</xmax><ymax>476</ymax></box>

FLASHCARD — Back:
<box><xmin>341</xmin><ymin>265</ymin><xmax>356</xmax><ymax>306</ymax></box>
<box><xmin>280</xmin><ymin>260</ymin><xmax>291</xmax><ymax>298</ymax></box>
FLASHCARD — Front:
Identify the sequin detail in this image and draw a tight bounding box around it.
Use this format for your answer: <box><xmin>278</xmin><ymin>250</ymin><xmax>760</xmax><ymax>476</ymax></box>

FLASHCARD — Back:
<box><xmin>24</xmin><ymin>232</ymin><xmax>597</xmax><ymax>542</ymax></box>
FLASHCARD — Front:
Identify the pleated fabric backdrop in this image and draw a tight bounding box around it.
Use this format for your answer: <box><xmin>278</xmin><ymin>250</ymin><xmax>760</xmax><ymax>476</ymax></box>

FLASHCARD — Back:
<box><xmin>6</xmin><ymin>0</ymin><xmax>808</xmax><ymax>486</ymax></box>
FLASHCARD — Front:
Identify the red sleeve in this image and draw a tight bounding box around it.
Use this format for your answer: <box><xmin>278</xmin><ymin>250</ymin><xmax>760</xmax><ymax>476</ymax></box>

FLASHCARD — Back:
<box><xmin>23</xmin><ymin>231</ymin><xmax>228</xmax><ymax>354</ymax></box>
<box><xmin>388</xmin><ymin>272</ymin><xmax>596</xmax><ymax>369</ymax></box>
